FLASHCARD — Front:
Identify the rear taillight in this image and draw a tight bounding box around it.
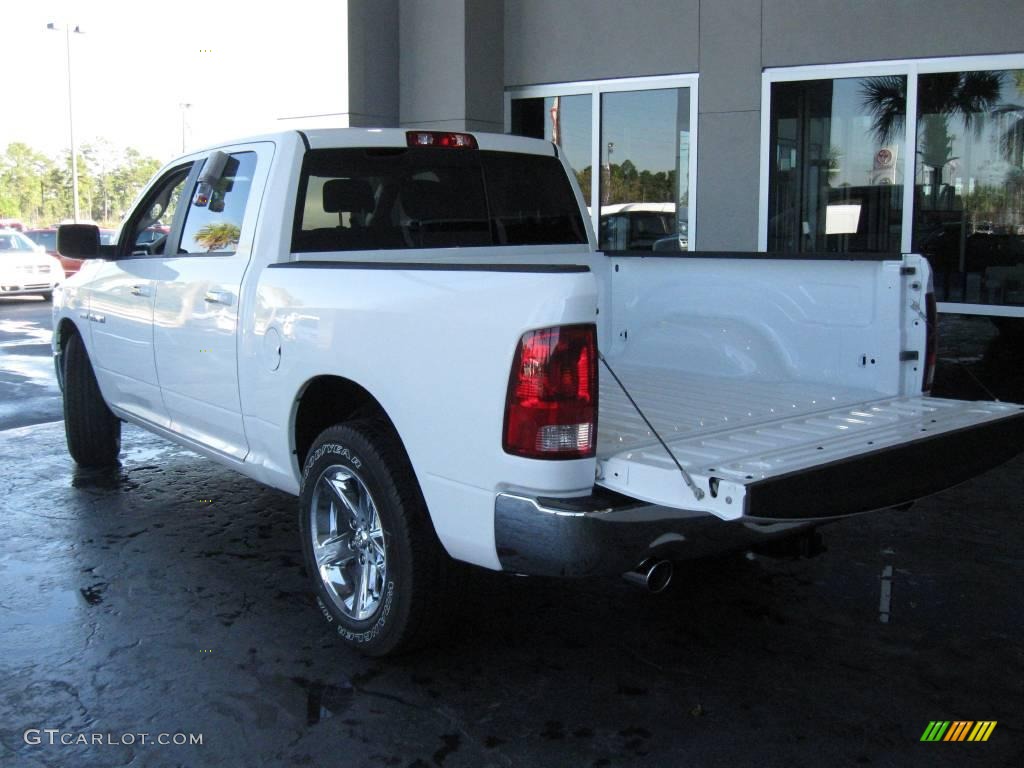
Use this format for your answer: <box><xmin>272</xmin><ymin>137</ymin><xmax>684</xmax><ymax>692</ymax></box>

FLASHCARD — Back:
<box><xmin>924</xmin><ymin>292</ymin><xmax>937</xmax><ymax>392</ymax></box>
<box><xmin>406</xmin><ymin>131</ymin><xmax>478</xmax><ymax>149</ymax></box>
<box><xmin>503</xmin><ymin>324</ymin><xmax>597</xmax><ymax>459</ymax></box>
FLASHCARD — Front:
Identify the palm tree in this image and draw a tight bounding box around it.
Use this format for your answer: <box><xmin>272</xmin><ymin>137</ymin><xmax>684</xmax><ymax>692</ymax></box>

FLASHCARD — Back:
<box><xmin>193</xmin><ymin>221</ymin><xmax>240</xmax><ymax>252</ymax></box>
<box><xmin>994</xmin><ymin>72</ymin><xmax>1024</xmax><ymax>167</ymax></box>
<box><xmin>992</xmin><ymin>73</ymin><xmax>1024</xmax><ymax>168</ymax></box>
<box><xmin>862</xmin><ymin>71</ymin><xmax>1011</xmax><ymax>214</ymax></box>
<box><xmin>860</xmin><ymin>75</ymin><xmax>909</xmax><ymax>145</ymax></box>
<box><xmin>862</xmin><ymin>71</ymin><xmax>1004</xmax><ymax>145</ymax></box>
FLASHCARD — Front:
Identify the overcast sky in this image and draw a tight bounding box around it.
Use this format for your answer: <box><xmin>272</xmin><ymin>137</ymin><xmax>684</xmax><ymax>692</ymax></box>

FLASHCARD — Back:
<box><xmin>1</xmin><ymin>0</ymin><xmax>348</xmax><ymax>164</ymax></box>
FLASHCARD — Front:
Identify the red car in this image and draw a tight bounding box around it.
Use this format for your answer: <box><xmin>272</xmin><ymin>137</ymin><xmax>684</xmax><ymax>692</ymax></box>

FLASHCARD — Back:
<box><xmin>25</xmin><ymin>227</ymin><xmax>118</xmax><ymax>277</ymax></box>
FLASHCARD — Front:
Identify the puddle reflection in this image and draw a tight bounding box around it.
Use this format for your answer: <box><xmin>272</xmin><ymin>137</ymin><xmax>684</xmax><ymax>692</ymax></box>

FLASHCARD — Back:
<box><xmin>291</xmin><ymin>677</ymin><xmax>354</xmax><ymax>725</ymax></box>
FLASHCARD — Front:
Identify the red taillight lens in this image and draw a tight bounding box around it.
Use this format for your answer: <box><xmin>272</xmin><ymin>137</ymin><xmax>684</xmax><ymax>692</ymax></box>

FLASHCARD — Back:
<box><xmin>923</xmin><ymin>292</ymin><xmax>937</xmax><ymax>392</ymax></box>
<box><xmin>406</xmin><ymin>131</ymin><xmax>478</xmax><ymax>149</ymax></box>
<box><xmin>503</xmin><ymin>324</ymin><xmax>598</xmax><ymax>459</ymax></box>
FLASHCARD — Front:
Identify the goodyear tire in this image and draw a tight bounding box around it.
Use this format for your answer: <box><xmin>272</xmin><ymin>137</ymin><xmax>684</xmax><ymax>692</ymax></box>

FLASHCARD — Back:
<box><xmin>63</xmin><ymin>332</ymin><xmax>121</xmax><ymax>466</ymax></box>
<box><xmin>298</xmin><ymin>421</ymin><xmax>450</xmax><ymax>656</ymax></box>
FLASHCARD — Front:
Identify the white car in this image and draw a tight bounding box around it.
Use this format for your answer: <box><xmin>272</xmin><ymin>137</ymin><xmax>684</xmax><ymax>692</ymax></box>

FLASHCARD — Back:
<box><xmin>0</xmin><ymin>229</ymin><xmax>63</xmax><ymax>300</ymax></box>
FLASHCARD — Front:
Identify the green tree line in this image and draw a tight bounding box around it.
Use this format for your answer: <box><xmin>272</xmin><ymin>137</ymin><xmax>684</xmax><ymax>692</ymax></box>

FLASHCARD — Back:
<box><xmin>575</xmin><ymin>160</ymin><xmax>682</xmax><ymax>208</ymax></box>
<box><xmin>0</xmin><ymin>140</ymin><xmax>162</xmax><ymax>227</ymax></box>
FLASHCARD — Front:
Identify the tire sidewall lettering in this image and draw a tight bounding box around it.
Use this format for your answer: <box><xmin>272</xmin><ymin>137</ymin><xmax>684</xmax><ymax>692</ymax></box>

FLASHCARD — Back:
<box><xmin>315</xmin><ymin>596</ymin><xmax>334</xmax><ymax>624</ymax></box>
<box><xmin>303</xmin><ymin>443</ymin><xmax>363</xmax><ymax>481</ymax></box>
<box><xmin>334</xmin><ymin>581</ymin><xmax>395</xmax><ymax>644</ymax></box>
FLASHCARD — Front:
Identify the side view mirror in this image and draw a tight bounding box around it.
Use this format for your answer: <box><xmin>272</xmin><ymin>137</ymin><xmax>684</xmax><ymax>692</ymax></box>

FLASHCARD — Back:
<box><xmin>193</xmin><ymin>150</ymin><xmax>231</xmax><ymax>208</ymax></box>
<box><xmin>57</xmin><ymin>224</ymin><xmax>101</xmax><ymax>259</ymax></box>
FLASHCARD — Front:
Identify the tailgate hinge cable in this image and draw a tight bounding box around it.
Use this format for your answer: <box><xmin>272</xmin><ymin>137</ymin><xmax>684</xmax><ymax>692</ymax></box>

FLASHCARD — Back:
<box><xmin>598</xmin><ymin>352</ymin><xmax>705</xmax><ymax>502</ymax></box>
<box><xmin>961</xmin><ymin>366</ymin><xmax>999</xmax><ymax>402</ymax></box>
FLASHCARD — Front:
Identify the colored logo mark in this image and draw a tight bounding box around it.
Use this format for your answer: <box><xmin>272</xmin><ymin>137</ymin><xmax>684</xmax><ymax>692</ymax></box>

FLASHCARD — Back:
<box><xmin>920</xmin><ymin>721</ymin><xmax>997</xmax><ymax>742</ymax></box>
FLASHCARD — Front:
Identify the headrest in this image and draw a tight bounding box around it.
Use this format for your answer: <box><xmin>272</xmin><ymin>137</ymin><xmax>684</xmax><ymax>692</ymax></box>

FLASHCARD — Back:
<box><xmin>323</xmin><ymin>179</ymin><xmax>374</xmax><ymax>214</ymax></box>
<box><xmin>401</xmin><ymin>179</ymin><xmax>463</xmax><ymax>221</ymax></box>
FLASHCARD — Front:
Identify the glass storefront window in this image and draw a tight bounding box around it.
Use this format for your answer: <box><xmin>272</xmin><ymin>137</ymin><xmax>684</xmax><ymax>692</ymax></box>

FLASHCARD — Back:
<box><xmin>510</xmin><ymin>78</ymin><xmax>696</xmax><ymax>252</ymax></box>
<box><xmin>510</xmin><ymin>94</ymin><xmax>592</xmax><ymax>190</ymax></box>
<box><xmin>768</xmin><ymin>77</ymin><xmax>905</xmax><ymax>254</ymax></box>
<box><xmin>913</xmin><ymin>70</ymin><xmax>1024</xmax><ymax>306</ymax></box>
<box><xmin>598</xmin><ymin>88</ymin><xmax>690</xmax><ymax>252</ymax></box>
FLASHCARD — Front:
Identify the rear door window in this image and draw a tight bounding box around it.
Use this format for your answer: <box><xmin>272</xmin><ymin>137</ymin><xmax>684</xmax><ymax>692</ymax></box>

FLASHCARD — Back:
<box><xmin>292</xmin><ymin>147</ymin><xmax>586</xmax><ymax>252</ymax></box>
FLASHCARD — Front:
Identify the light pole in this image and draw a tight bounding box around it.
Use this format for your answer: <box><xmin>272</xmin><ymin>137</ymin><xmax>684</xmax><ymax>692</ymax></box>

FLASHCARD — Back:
<box><xmin>179</xmin><ymin>103</ymin><xmax>192</xmax><ymax>153</ymax></box>
<box><xmin>47</xmin><ymin>22</ymin><xmax>84</xmax><ymax>223</ymax></box>
<box><xmin>603</xmin><ymin>141</ymin><xmax>615</xmax><ymax>205</ymax></box>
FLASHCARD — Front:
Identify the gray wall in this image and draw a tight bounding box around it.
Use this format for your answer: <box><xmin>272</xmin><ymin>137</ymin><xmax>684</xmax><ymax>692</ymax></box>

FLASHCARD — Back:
<box><xmin>400</xmin><ymin>0</ymin><xmax>468</xmax><ymax>127</ymax></box>
<box><xmin>504</xmin><ymin>0</ymin><xmax>699</xmax><ymax>86</ymax></box>
<box><xmin>346</xmin><ymin>0</ymin><xmax>399</xmax><ymax>126</ymax></box>
<box><xmin>502</xmin><ymin>0</ymin><xmax>1024</xmax><ymax>251</ymax></box>
<box><xmin>762</xmin><ymin>0</ymin><xmax>1024</xmax><ymax>66</ymax></box>
<box><xmin>465</xmin><ymin>0</ymin><xmax>505</xmax><ymax>131</ymax></box>
<box><xmin>345</xmin><ymin>0</ymin><xmax>503</xmax><ymax>130</ymax></box>
<box><xmin>399</xmin><ymin>0</ymin><xmax>504</xmax><ymax>130</ymax></box>
<box><xmin>696</xmin><ymin>0</ymin><xmax>763</xmax><ymax>250</ymax></box>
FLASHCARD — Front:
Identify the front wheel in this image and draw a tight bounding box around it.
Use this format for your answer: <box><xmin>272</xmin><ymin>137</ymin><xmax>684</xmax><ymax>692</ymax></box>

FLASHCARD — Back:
<box><xmin>63</xmin><ymin>332</ymin><xmax>121</xmax><ymax>466</ymax></box>
<box><xmin>298</xmin><ymin>421</ymin><xmax>451</xmax><ymax>656</ymax></box>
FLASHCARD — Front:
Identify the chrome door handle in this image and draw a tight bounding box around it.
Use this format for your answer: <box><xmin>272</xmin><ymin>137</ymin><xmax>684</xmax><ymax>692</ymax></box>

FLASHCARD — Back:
<box><xmin>130</xmin><ymin>284</ymin><xmax>151</xmax><ymax>297</ymax></box>
<box><xmin>203</xmin><ymin>290</ymin><xmax>233</xmax><ymax>306</ymax></box>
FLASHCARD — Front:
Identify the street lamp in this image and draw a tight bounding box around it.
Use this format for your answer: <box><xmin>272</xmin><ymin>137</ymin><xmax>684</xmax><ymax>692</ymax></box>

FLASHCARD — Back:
<box><xmin>603</xmin><ymin>141</ymin><xmax>615</xmax><ymax>205</ymax></box>
<box><xmin>47</xmin><ymin>22</ymin><xmax>84</xmax><ymax>223</ymax></box>
<box><xmin>179</xmin><ymin>103</ymin><xmax>192</xmax><ymax>153</ymax></box>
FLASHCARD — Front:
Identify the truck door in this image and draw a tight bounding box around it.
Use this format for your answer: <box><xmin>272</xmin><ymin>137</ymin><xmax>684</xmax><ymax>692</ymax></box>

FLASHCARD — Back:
<box><xmin>85</xmin><ymin>162</ymin><xmax>195</xmax><ymax>428</ymax></box>
<box><xmin>152</xmin><ymin>143</ymin><xmax>273</xmax><ymax>460</ymax></box>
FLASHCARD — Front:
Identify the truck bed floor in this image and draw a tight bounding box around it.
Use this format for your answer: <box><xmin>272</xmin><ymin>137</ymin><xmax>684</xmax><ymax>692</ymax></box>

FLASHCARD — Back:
<box><xmin>598</xmin><ymin>363</ymin><xmax>885</xmax><ymax>461</ymax></box>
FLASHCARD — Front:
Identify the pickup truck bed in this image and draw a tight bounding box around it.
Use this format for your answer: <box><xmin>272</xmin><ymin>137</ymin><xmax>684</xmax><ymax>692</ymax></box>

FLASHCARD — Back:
<box><xmin>597</xmin><ymin>362</ymin><xmax>1024</xmax><ymax>520</ymax></box>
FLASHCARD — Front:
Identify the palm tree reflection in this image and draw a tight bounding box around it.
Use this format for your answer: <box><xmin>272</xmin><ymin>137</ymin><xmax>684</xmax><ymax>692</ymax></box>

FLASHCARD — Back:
<box><xmin>863</xmin><ymin>70</ymin><xmax>1024</xmax><ymax>306</ymax></box>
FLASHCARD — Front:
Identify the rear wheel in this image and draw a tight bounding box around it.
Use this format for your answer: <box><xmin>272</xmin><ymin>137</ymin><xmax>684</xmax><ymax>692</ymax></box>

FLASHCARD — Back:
<box><xmin>298</xmin><ymin>421</ymin><xmax>451</xmax><ymax>656</ymax></box>
<box><xmin>63</xmin><ymin>333</ymin><xmax>121</xmax><ymax>466</ymax></box>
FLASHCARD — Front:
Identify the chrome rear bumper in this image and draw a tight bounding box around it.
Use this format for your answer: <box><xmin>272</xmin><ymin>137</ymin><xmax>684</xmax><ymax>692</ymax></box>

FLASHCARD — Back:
<box><xmin>494</xmin><ymin>491</ymin><xmax>813</xmax><ymax>577</ymax></box>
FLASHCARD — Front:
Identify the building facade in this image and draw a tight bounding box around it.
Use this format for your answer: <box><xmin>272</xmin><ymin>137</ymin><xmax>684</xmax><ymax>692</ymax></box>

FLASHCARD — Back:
<box><xmin>336</xmin><ymin>0</ymin><xmax>1024</xmax><ymax>319</ymax></box>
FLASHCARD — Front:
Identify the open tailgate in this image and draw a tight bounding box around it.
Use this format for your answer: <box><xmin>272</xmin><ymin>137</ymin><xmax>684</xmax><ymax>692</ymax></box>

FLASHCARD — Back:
<box><xmin>597</xmin><ymin>388</ymin><xmax>1024</xmax><ymax>522</ymax></box>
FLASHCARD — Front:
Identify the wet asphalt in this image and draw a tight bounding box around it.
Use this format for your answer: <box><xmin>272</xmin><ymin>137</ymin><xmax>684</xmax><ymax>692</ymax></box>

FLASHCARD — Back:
<box><xmin>0</xmin><ymin>298</ymin><xmax>63</xmax><ymax>431</ymax></box>
<box><xmin>0</xmin><ymin>296</ymin><xmax>1022</xmax><ymax>767</ymax></box>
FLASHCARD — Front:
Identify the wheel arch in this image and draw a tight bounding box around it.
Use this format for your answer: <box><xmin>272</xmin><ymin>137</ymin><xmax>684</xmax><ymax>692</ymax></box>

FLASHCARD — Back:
<box><xmin>292</xmin><ymin>374</ymin><xmax>396</xmax><ymax>472</ymax></box>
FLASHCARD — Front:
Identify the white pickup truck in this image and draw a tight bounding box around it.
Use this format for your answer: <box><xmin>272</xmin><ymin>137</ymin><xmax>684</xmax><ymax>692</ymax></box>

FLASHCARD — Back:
<box><xmin>54</xmin><ymin>129</ymin><xmax>1024</xmax><ymax>655</ymax></box>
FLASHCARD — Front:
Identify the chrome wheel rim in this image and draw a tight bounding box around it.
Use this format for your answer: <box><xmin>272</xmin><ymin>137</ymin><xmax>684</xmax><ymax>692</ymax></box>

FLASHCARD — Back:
<box><xmin>309</xmin><ymin>464</ymin><xmax>388</xmax><ymax>622</ymax></box>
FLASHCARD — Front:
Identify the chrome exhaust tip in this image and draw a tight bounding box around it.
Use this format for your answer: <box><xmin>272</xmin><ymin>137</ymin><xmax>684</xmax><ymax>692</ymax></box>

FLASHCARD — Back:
<box><xmin>623</xmin><ymin>558</ymin><xmax>673</xmax><ymax>593</ymax></box>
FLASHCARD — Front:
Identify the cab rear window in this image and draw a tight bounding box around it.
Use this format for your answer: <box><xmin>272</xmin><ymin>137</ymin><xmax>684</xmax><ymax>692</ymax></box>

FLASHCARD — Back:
<box><xmin>292</xmin><ymin>147</ymin><xmax>587</xmax><ymax>252</ymax></box>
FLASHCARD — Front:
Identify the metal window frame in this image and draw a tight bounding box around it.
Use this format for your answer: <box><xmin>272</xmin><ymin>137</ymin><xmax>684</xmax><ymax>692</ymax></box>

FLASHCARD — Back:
<box><xmin>759</xmin><ymin>53</ymin><xmax>1024</xmax><ymax>318</ymax></box>
<box><xmin>505</xmin><ymin>74</ymin><xmax>700</xmax><ymax>250</ymax></box>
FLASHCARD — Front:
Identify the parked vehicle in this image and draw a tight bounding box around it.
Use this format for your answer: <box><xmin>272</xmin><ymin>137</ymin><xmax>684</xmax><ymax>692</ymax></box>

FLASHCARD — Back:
<box><xmin>28</xmin><ymin>227</ymin><xmax>138</xmax><ymax>278</ymax></box>
<box><xmin>24</xmin><ymin>228</ymin><xmax>58</xmax><ymax>253</ymax></box>
<box><xmin>53</xmin><ymin>129</ymin><xmax>1024</xmax><ymax>655</ymax></box>
<box><xmin>600</xmin><ymin>202</ymin><xmax>682</xmax><ymax>251</ymax></box>
<box><xmin>28</xmin><ymin>228</ymin><xmax>76</xmax><ymax>277</ymax></box>
<box><xmin>0</xmin><ymin>229</ymin><xmax>62</xmax><ymax>300</ymax></box>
